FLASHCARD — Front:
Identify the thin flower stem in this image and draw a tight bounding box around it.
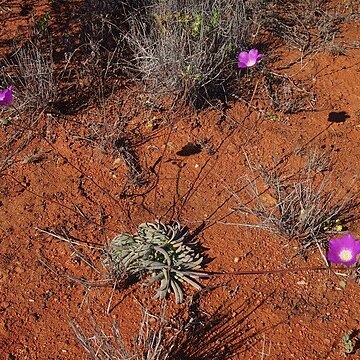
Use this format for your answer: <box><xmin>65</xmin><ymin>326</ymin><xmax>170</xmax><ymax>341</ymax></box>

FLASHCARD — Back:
<box><xmin>206</xmin><ymin>265</ymin><xmax>347</xmax><ymax>278</ymax></box>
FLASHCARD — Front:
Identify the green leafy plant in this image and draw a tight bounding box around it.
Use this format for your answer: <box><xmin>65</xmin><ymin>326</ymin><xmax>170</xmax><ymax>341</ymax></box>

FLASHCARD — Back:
<box><xmin>343</xmin><ymin>332</ymin><xmax>354</xmax><ymax>355</ymax></box>
<box><xmin>35</xmin><ymin>13</ymin><xmax>51</xmax><ymax>33</ymax></box>
<box><xmin>106</xmin><ymin>221</ymin><xmax>207</xmax><ymax>303</ymax></box>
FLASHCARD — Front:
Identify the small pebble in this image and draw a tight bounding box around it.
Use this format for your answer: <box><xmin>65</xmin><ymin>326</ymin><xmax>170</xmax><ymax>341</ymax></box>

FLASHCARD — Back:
<box><xmin>112</xmin><ymin>158</ymin><xmax>122</xmax><ymax>167</ymax></box>
<box><xmin>14</xmin><ymin>266</ymin><xmax>23</xmax><ymax>274</ymax></box>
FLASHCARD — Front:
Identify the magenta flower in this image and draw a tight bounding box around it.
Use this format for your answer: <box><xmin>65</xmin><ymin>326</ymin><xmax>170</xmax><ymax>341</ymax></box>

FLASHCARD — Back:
<box><xmin>238</xmin><ymin>49</ymin><xmax>263</xmax><ymax>69</ymax></box>
<box><xmin>328</xmin><ymin>234</ymin><xmax>360</xmax><ymax>267</ymax></box>
<box><xmin>0</xmin><ymin>85</ymin><xmax>13</xmax><ymax>106</ymax></box>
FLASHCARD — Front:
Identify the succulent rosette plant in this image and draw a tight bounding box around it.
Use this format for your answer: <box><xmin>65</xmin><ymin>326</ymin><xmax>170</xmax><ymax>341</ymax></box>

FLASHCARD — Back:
<box><xmin>106</xmin><ymin>220</ymin><xmax>207</xmax><ymax>303</ymax></box>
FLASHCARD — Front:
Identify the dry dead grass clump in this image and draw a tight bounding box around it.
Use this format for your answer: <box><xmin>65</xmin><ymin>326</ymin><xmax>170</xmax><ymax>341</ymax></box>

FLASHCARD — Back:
<box><xmin>263</xmin><ymin>0</ymin><xmax>342</xmax><ymax>53</ymax></box>
<box><xmin>76</xmin><ymin>0</ymin><xmax>126</xmax><ymax>96</ymax></box>
<box><xmin>71</xmin><ymin>290</ymin><xmax>257</xmax><ymax>360</ymax></box>
<box><xmin>232</xmin><ymin>149</ymin><xmax>360</xmax><ymax>252</ymax></box>
<box><xmin>123</xmin><ymin>0</ymin><xmax>254</xmax><ymax>107</ymax></box>
<box><xmin>1</xmin><ymin>34</ymin><xmax>57</xmax><ymax>113</ymax></box>
<box><xmin>71</xmin><ymin>306</ymin><xmax>176</xmax><ymax>360</ymax></box>
<box><xmin>263</xmin><ymin>72</ymin><xmax>317</xmax><ymax>114</ymax></box>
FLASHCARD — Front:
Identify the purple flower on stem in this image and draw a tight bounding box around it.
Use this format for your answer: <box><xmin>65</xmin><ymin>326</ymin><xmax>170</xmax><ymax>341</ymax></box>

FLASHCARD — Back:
<box><xmin>237</xmin><ymin>49</ymin><xmax>263</xmax><ymax>69</ymax></box>
<box><xmin>328</xmin><ymin>234</ymin><xmax>360</xmax><ymax>267</ymax></box>
<box><xmin>0</xmin><ymin>85</ymin><xmax>13</xmax><ymax>106</ymax></box>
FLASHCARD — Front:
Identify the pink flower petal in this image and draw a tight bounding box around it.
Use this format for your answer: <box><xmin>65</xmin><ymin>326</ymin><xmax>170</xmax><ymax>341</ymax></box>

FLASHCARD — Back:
<box><xmin>238</xmin><ymin>51</ymin><xmax>249</xmax><ymax>63</ymax></box>
<box><xmin>238</xmin><ymin>62</ymin><xmax>248</xmax><ymax>69</ymax></box>
<box><xmin>248</xmin><ymin>48</ymin><xmax>259</xmax><ymax>59</ymax></box>
<box><xmin>0</xmin><ymin>85</ymin><xmax>13</xmax><ymax>106</ymax></box>
<box><xmin>248</xmin><ymin>49</ymin><xmax>262</xmax><ymax>66</ymax></box>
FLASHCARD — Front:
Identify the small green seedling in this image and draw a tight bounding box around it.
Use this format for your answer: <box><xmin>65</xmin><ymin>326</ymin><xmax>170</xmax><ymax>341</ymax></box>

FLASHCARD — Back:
<box><xmin>35</xmin><ymin>13</ymin><xmax>51</xmax><ymax>33</ymax></box>
<box><xmin>191</xmin><ymin>13</ymin><xmax>202</xmax><ymax>37</ymax></box>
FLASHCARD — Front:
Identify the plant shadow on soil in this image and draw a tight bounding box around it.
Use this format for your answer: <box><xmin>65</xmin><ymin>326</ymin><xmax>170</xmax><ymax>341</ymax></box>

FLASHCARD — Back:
<box><xmin>166</xmin><ymin>289</ymin><xmax>280</xmax><ymax>360</ymax></box>
<box><xmin>328</xmin><ymin>111</ymin><xmax>350</xmax><ymax>123</ymax></box>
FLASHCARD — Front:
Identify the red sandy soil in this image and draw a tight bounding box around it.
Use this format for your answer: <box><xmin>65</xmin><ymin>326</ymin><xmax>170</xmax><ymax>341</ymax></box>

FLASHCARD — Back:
<box><xmin>1</xmin><ymin>1</ymin><xmax>360</xmax><ymax>359</ymax></box>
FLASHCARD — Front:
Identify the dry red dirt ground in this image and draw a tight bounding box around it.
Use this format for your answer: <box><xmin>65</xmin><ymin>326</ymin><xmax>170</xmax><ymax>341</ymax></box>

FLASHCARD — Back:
<box><xmin>1</xmin><ymin>1</ymin><xmax>360</xmax><ymax>359</ymax></box>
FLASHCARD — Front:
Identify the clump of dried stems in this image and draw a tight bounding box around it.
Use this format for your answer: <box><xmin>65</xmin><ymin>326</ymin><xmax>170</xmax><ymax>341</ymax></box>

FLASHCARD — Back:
<box><xmin>233</xmin><ymin>149</ymin><xmax>359</xmax><ymax>251</ymax></box>
<box><xmin>71</xmin><ymin>305</ymin><xmax>177</xmax><ymax>360</ymax></box>
<box><xmin>124</xmin><ymin>0</ymin><xmax>252</xmax><ymax>107</ymax></box>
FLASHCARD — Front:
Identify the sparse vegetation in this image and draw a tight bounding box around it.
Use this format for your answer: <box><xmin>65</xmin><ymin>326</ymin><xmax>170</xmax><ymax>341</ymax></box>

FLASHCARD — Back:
<box><xmin>123</xmin><ymin>0</ymin><xmax>254</xmax><ymax>107</ymax></box>
<box><xmin>1</xmin><ymin>0</ymin><xmax>360</xmax><ymax>358</ymax></box>
<box><xmin>232</xmin><ymin>149</ymin><xmax>360</xmax><ymax>251</ymax></box>
<box><xmin>106</xmin><ymin>221</ymin><xmax>207</xmax><ymax>303</ymax></box>
<box><xmin>71</xmin><ymin>306</ymin><xmax>175</xmax><ymax>360</ymax></box>
<box><xmin>263</xmin><ymin>72</ymin><xmax>317</xmax><ymax>114</ymax></box>
<box><xmin>3</xmin><ymin>37</ymin><xmax>57</xmax><ymax>112</ymax></box>
<box><xmin>264</xmin><ymin>0</ymin><xmax>341</xmax><ymax>53</ymax></box>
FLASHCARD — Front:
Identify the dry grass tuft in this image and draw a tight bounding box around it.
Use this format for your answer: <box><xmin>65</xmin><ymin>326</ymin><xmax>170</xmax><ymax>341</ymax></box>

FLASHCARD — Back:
<box><xmin>71</xmin><ymin>305</ymin><xmax>177</xmax><ymax>360</ymax></box>
<box><xmin>3</xmin><ymin>36</ymin><xmax>57</xmax><ymax>112</ymax></box>
<box><xmin>123</xmin><ymin>0</ymin><xmax>254</xmax><ymax>107</ymax></box>
<box><xmin>232</xmin><ymin>149</ymin><xmax>360</xmax><ymax>251</ymax></box>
